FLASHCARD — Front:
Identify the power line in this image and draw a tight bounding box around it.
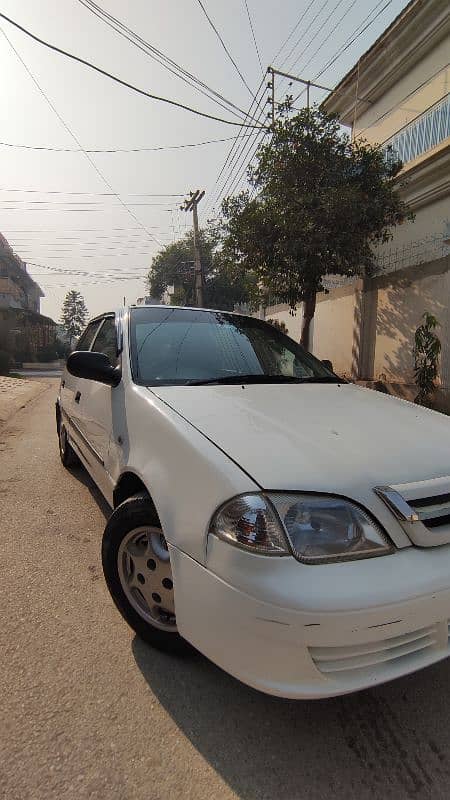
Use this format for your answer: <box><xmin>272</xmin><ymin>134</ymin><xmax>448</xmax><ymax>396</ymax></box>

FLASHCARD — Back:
<box><xmin>0</xmin><ymin>200</ymin><xmax>178</xmax><ymax>206</ymax></box>
<box><xmin>77</xmin><ymin>0</ymin><xmax>256</xmax><ymax>122</ymax></box>
<box><xmin>204</xmin><ymin>1</ymin><xmax>326</xmax><ymax>219</ymax></box>
<box><xmin>288</xmin><ymin>0</ymin><xmax>349</xmax><ymax>76</ymax></box>
<box><xmin>24</xmin><ymin>252</ymin><xmax>152</xmax><ymax>258</ymax></box>
<box><xmin>316</xmin><ymin>0</ymin><xmax>393</xmax><ymax>78</ymax></box>
<box><xmin>208</xmin><ymin>87</ymin><xmax>268</xmax><ymax>213</ymax></box>
<box><xmin>8</xmin><ymin>234</ymin><xmax>168</xmax><ymax>240</ymax></box>
<box><xmin>0</xmin><ymin>134</ymin><xmax>256</xmax><ymax>153</ymax></box>
<box><xmin>222</xmin><ymin>127</ymin><xmax>269</xmax><ymax>200</ymax></box>
<box><xmin>30</xmin><ymin>266</ymin><xmax>149</xmax><ymax>274</ymax></box>
<box><xmin>0</xmin><ymin>188</ymin><xmax>184</xmax><ymax>196</ymax></box>
<box><xmin>196</xmin><ymin>0</ymin><xmax>253</xmax><ymax>94</ymax></box>
<box><xmin>2</xmin><ymin>227</ymin><xmax>173</xmax><ymax>232</ymax></box>
<box><xmin>291</xmin><ymin>0</ymin><xmax>393</xmax><ymax>104</ymax></box>
<box><xmin>228</xmin><ymin>7</ymin><xmax>386</xmax><ymax>202</ymax></box>
<box><xmin>243</xmin><ymin>0</ymin><xmax>263</xmax><ymax>76</ymax></box>
<box><xmin>279</xmin><ymin>0</ymin><xmax>333</xmax><ymax>71</ymax></box>
<box><xmin>214</xmin><ymin>85</ymin><xmax>267</xmax><ymax>193</ymax></box>
<box><xmin>203</xmin><ymin>77</ymin><xmax>267</xmax><ymax>218</ymax></box>
<box><xmin>217</xmin><ymin>118</ymin><xmax>266</xmax><ymax>203</ymax></box>
<box><xmin>271</xmin><ymin>0</ymin><xmax>316</xmax><ymax>65</ymax></box>
<box><xmin>13</xmin><ymin>242</ymin><xmax>155</xmax><ymax>250</ymax></box>
<box><xmin>0</xmin><ymin>11</ymin><xmax>266</xmax><ymax>129</ymax></box>
<box><xmin>0</xmin><ymin>26</ymin><xmax>163</xmax><ymax>248</ymax></box>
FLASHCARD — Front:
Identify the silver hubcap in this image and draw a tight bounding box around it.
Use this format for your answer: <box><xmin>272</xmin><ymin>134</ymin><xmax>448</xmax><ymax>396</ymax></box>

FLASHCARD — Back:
<box><xmin>117</xmin><ymin>526</ymin><xmax>177</xmax><ymax>632</ymax></box>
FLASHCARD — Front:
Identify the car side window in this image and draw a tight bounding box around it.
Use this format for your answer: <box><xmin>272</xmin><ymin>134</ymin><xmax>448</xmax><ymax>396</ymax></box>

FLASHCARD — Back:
<box><xmin>91</xmin><ymin>317</ymin><xmax>119</xmax><ymax>366</ymax></box>
<box><xmin>75</xmin><ymin>320</ymin><xmax>102</xmax><ymax>351</ymax></box>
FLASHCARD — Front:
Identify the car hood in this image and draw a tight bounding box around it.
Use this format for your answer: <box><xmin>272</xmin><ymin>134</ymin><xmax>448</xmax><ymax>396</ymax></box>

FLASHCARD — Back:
<box><xmin>150</xmin><ymin>383</ymin><xmax>450</xmax><ymax>493</ymax></box>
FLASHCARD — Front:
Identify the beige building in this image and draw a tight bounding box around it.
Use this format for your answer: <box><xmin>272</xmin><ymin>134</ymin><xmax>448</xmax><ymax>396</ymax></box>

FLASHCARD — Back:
<box><xmin>265</xmin><ymin>0</ymin><xmax>450</xmax><ymax>398</ymax></box>
<box><xmin>0</xmin><ymin>232</ymin><xmax>55</xmax><ymax>360</ymax></box>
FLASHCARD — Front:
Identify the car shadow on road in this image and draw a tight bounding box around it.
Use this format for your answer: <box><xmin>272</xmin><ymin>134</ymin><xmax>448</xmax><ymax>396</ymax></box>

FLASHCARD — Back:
<box><xmin>69</xmin><ymin>464</ymin><xmax>111</xmax><ymax>520</ymax></box>
<box><xmin>132</xmin><ymin>635</ymin><xmax>450</xmax><ymax>799</ymax></box>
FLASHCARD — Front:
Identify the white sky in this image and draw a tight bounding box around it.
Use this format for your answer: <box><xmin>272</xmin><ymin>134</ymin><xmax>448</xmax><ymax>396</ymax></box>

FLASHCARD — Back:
<box><xmin>0</xmin><ymin>0</ymin><xmax>410</xmax><ymax>321</ymax></box>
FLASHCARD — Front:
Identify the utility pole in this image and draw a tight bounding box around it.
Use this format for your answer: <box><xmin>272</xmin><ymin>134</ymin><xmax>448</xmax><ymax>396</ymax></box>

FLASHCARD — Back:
<box><xmin>267</xmin><ymin>66</ymin><xmax>332</xmax><ymax>115</ymax></box>
<box><xmin>181</xmin><ymin>189</ymin><xmax>205</xmax><ymax>307</ymax></box>
<box><xmin>266</xmin><ymin>66</ymin><xmax>275</xmax><ymax>125</ymax></box>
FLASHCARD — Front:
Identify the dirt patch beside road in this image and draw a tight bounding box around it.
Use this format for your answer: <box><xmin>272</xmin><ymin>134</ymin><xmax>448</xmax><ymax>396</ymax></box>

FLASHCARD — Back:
<box><xmin>0</xmin><ymin>376</ymin><xmax>47</xmax><ymax>425</ymax></box>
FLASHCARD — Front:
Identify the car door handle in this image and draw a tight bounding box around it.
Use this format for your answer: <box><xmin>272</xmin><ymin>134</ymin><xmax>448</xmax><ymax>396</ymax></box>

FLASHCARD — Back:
<box><xmin>75</xmin><ymin>391</ymin><xmax>81</xmax><ymax>404</ymax></box>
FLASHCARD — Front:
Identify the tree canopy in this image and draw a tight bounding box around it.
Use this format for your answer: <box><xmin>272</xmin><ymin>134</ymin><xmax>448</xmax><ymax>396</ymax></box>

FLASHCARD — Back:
<box><xmin>147</xmin><ymin>227</ymin><xmax>256</xmax><ymax>311</ymax></box>
<box><xmin>220</xmin><ymin>105</ymin><xmax>413</xmax><ymax>345</ymax></box>
<box><xmin>60</xmin><ymin>290</ymin><xmax>88</xmax><ymax>346</ymax></box>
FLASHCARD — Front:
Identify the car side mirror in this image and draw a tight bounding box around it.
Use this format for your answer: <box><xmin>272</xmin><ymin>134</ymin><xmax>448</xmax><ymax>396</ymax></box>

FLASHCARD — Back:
<box><xmin>321</xmin><ymin>359</ymin><xmax>334</xmax><ymax>372</ymax></box>
<box><xmin>67</xmin><ymin>351</ymin><xmax>121</xmax><ymax>387</ymax></box>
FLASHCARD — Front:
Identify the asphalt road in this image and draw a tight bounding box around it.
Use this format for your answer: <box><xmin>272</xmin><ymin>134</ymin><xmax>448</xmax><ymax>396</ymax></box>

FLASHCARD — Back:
<box><xmin>1</xmin><ymin>379</ymin><xmax>450</xmax><ymax>800</ymax></box>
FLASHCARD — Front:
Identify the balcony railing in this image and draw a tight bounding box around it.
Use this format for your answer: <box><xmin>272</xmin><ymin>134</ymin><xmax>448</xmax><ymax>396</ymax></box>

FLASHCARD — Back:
<box><xmin>384</xmin><ymin>93</ymin><xmax>450</xmax><ymax>165</ymax></box>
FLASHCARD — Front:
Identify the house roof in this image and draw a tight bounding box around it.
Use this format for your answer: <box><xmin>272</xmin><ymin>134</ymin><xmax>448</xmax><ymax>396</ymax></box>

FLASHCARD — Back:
<box><xmin>0</xmin><ymin>239</ymin><xmax>44</xmax><ymax>297</ymax></box>
<box><xmin>321</xmin><ymin>0</ymin><xmax>449</xmax><ymax>124</ymax></box>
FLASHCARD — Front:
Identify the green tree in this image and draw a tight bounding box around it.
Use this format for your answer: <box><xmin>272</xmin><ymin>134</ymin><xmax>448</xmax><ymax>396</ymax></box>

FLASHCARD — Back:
<box><xmin>60</xmin><ymin>290</ymin><xmax>88</xmax><ymax>346</ymax></box>
<box><xmin>148</xmin><ymin>227</ymin><xmax>256</xmax><ymax>311</ymax></box>
<box><xmin>220</xmin><ymin>105</ymin><xmax>413</xmax><ymax>347</ymax></box>
<box><xmin>414</xmin><ymin>312</ymin><xmax>441</xmax><ymax>406</ymax></box>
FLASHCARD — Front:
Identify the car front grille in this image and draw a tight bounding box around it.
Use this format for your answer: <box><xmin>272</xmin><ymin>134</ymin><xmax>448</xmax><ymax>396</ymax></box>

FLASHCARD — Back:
<box><xmin>409</xmin><ymin>493</ymin><xmax>450</xmax><ymax>530</ymax></box>
<box><xmin>309</xmin><ymin>624</ymin><xmax>440</xmax><ymax>675</ymax></box>
<box><xmin>376</xmin><ymin>478</ymin><xmax>450</xmax><ymax>546</ymax></box>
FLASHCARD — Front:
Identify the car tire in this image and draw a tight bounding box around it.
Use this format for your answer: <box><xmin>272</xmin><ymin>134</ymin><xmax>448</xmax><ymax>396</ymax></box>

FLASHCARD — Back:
<box><xmin>102</xmin><ymin>492</ymin><xmax>190</xmax><ymax>655</ymax></box>
<box><xmin>58</xmin><ymin>420</ymin><xmax>80</xmax><ymax>468</ymax></box>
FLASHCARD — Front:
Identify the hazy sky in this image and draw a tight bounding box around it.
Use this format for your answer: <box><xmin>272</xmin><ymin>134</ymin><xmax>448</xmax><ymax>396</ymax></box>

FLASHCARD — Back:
<box><xmin>0</xmin><ymin>0</ymin><xmax>410</xmax><ymax>321</ymax></box>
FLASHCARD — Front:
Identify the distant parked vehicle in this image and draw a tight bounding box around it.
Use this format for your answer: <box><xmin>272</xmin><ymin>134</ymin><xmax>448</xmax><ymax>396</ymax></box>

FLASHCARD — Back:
<box><xmin>56</xmin><ymin>305</ymin><xmax>450</xmax><ymax>699</ymax></box>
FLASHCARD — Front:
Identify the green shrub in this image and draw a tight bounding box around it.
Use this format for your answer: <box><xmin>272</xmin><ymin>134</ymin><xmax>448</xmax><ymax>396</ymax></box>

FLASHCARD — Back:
<box><xmin>414</xmin><ymin>312</ymin><xmax>441</xmax><ymax>406</ymax></box>
<box><xmin>0</xmin><ymin>349</ymin><xmax>11</xmax><ymax>376</ymax></box>
<box><xmin>55</xmin><ymin>338</ymin><xmax>70</xmax><ymax>359</ymax></box>
<box><xmin>37</xmin><ymin>342</ymin><xmax>59</xmax><ymax>362</ymax></box>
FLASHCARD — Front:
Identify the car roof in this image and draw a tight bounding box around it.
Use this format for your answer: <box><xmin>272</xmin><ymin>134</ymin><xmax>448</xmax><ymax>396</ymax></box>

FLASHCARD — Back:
<box><xmin>86</xmin><ymin>305</ymin><xmax>257</xmax><ymax>327</ymax></box>
<box><xmin>128</xmin><ymin>304</ymin><xmax>254</xmax><ymax>319</ymax></box>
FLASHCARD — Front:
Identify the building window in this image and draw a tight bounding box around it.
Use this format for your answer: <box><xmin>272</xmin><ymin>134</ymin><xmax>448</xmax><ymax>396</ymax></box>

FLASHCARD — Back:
<box><xmin>384</xmin><ymin>93</ymin><xmax>450</xmax><ymax>165</ymax></box>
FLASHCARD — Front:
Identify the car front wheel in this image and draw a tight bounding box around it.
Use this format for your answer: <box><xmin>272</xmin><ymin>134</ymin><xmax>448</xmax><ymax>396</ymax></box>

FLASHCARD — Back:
<box><xmin>102</xmin><ymin>493</ymin><xmax>189</xmax><ymax>654</ymax></box>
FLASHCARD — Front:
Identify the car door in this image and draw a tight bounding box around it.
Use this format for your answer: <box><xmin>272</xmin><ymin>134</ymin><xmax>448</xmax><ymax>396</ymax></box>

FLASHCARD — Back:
<box><xmin>77</xmin><ymin>314</ymin><xmax>120</xmax><ymax>498</ymax></box>
<box><xmin>60</xmin><ymin>319</ymin><xmax>102</xmax><ymax>457</ymax></box>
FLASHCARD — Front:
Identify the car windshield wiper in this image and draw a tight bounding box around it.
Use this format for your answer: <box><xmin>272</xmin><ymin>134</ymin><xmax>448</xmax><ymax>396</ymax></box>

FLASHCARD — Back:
<box><xmin>185</xmin><ymin>374</ymin><xmax>343</xmax><ymax>386</ymax></box>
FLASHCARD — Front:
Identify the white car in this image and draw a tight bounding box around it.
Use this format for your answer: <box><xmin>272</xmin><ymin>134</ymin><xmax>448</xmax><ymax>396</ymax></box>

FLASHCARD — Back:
<box><xmin>57</xmin><ymin>305</ymin><xmax>450</xmax><ymax>699</ymax></box>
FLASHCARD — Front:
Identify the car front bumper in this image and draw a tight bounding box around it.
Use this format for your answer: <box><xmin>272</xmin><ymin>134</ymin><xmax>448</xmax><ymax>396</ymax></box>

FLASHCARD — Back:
<box><xmin>170</xmin><ymin>540</ymin><xmax>450</xmax><ymax>699</ymax></box>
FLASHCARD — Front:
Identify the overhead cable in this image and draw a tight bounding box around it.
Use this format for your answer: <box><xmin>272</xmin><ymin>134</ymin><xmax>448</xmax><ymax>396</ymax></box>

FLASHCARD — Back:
<box><xmin>1</xmin><ymin>26</ymin><xmax>163</xmax><ymax>246</ymax></box>
<box><xmin>243</xmin><ymin>0</ymin><xmax>263</xmax><ymax>76</ymax></box>
<box><xmin>196</xmin><ymin>0</ymin><xmax>253</xmax><ymax>94</ymax></box>
<box><xmin>77</xmin><ymin>0</ymin><xmax>257</xmax><ymax>121</ymax></box>
<box><xmin>0</xmin><ymin>11</ymin><xmax>266</xmax><ymax>129</ymax></box>
<box><xmin>0</xmin><ymin>134</ymin><xmax>257</xmax><ymax>153</ymax></box>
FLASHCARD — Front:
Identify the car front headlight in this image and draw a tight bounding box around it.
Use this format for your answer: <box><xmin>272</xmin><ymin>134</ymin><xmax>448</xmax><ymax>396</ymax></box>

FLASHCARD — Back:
<box><xmin>209</xmin><ymin>494</ymin><xmax>290</xmax><ymax>555</ymax></box>
<box><xmin>268</xmin><ymin>493</ymin><xmax>394</xmax><ymax>564</ymax></box>
<box><xmin>209</xmin><ymin>493</ymin><xmax>393</xmax><ymax>563</ymax></box>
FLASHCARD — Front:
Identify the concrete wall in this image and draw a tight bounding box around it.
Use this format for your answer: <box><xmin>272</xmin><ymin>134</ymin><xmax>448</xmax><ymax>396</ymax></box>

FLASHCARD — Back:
<box><xmin>263</xmin><ymin>303</ymin><xmax>304</xmax><ymax>342</ymax></box>
<box><xmin>374</xmin><ymin>193</ymin><xmax>449</xmax><ymax>269</ymax></box>
<box><xmin>373</xmin><ymin>257</ymin><xmax>450</xmax><ymax>387</ymax></box>
<box><xmin>312</xmin><ymin>285</ymin><xmax>361</xmax><ymax>378</ymax></box>
<box><xmin>310</xmin><ymin>257</ymin><xmax>450</xmax><ymax>390</ymax></box>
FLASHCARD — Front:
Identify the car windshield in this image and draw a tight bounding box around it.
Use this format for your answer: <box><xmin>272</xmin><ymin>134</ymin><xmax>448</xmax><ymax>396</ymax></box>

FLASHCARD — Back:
<box><xmin>129</xmin><ymin>307</ymin><xmax>339</xmax><ymax>386</ymax></box>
